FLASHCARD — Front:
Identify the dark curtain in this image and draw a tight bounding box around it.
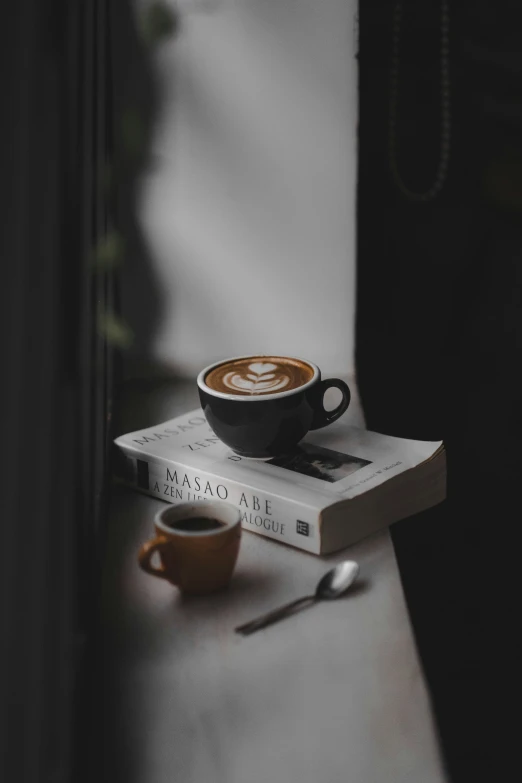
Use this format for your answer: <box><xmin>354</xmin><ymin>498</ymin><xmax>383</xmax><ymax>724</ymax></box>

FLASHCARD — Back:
<box><xmin>357</xmin><ymin>3</ymin><xmax>522</xmax><ymax>782</ymax></box>
<box><xmin>0</xmin><ymin>2</ymin><xmax>115</xmax><ymax>781</ymax></box>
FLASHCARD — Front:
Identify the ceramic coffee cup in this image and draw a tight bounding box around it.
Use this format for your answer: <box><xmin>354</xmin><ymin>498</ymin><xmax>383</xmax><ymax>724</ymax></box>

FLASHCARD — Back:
<box><xmin>197</xmin><ymin>355</ymin><xmax>351</xmax><ymax>458</ymax></box>
<box><xmin>138</xmin><ymin>500</ymin><xmax>241</xmax><ymax>594</ymax></box>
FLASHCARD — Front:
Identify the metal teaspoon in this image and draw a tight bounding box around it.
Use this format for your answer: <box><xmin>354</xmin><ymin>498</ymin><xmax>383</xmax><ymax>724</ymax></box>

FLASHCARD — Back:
<box><xmin>235</xmin><ymin>560</ymin><xmax>360</xmax><ymax>636</ymax></box>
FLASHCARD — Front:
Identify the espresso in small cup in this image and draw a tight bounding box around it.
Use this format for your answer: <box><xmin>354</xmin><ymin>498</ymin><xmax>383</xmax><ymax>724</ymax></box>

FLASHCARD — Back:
<box><xmin>197</xmin><ymin>355</ymin><xmax>351</xmax><ymax>459</ymax></box>
<box><xmin>138</xmin><ymin>501</ymin><xmax>241</xmax><ymax>595</ymax></box>
<box><xmin>166</xmin><ymin>517</ymin><xmax>225</xmax><ymax>533</ymax></box>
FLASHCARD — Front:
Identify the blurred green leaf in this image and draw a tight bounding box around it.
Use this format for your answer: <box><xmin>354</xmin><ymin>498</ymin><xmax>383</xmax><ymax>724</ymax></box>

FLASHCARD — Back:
<box><xmin>97</xmin><ymin>310</ymin><xmax>134</xmax><ymax>349</ymax></box>
<box><xmin>92</xmin><ymin>230</ymin><xmax>125</xmax><ymax>271</ymax></box>
<box><xmin>120</xmin><ymin>107</ymin><xmax>146</xmax><ymax>159</ymax></box>
<box><xmin>139</xmin><ymin>1</ymin><xmax>178</xmax><ymax>47</ymax></box>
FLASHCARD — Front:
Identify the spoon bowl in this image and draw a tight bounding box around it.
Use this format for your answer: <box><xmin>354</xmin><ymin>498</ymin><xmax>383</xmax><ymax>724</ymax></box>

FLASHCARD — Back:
<box><xmin>315</xmin><ymin>560</ymin><xmax>360</xmax><ymax>600</ymax></box>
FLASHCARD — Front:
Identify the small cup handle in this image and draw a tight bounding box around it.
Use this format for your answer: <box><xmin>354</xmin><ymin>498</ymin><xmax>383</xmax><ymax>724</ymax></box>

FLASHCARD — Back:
<box><xmin>138</xmin><ymin>535</ymin><xmax>172</xmax><ymax>581</ymax></box>
<box><xmin>310</xmin><ymin>379</ymin><xmax>351</xmax><ymax>430</ymax></box>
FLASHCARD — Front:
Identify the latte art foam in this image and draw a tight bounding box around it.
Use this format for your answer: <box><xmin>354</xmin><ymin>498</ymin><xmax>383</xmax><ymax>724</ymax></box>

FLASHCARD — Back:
<box><xmin>205</xmin><ymin>357</ymin><xmax>314</xmax><ymax>396</ymax></box>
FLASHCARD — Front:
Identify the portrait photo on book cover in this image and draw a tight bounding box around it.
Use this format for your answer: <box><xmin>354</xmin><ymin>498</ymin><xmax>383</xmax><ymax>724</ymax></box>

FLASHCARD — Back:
<box><xmin>269</xmin><ymin>443</ymin><xmax>372</xmax><ymax>483</ymax></box>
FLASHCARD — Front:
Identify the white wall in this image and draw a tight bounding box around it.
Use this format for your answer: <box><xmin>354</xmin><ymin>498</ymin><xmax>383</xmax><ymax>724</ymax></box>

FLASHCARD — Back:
<box><xmin>134</xmin><ymin>0</ymin><xmax>358</xmax><ymax>378</ymax></box>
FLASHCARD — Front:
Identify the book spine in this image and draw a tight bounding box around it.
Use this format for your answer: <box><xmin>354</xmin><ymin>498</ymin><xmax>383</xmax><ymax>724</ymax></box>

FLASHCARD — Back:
<box><xmin>115</xmin><ymin>450</ymin><xmax>321</xmax><ymax>554</ymax></box>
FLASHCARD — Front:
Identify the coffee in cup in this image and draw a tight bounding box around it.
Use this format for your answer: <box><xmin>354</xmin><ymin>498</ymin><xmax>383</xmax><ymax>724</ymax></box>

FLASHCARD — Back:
<box><xmin>197</xmin><ymin>355</ymin><xmax>351</xmax><ymax>459</ymax></box>
<box><xmin>204</xmin><ymin>356</ymin><xmax>315</xmax><ymax>396</ymax></box>
<box><xmin>166</xmin><ymin>517</ymin><xmax>225</xmax><ymax>532</ymax></box>
<box><xmin>138</xmin><ymin>501</ymin><xmax>241</xmax><ymax>594</ymax></box>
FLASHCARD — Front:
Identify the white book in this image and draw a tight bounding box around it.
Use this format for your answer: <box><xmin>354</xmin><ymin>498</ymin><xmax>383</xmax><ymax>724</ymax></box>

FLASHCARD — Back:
<box><xmin>113</xmin><ymin>409</ymin><xmax>446</xmax><ymax>555</ymax></box>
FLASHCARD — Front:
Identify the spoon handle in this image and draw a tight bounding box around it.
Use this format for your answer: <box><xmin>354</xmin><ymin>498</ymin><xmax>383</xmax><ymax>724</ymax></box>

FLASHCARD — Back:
<box><xmin>235</xmin><ymin>595</ymin><xmax>316</xmax><ymax>636</ymax></box>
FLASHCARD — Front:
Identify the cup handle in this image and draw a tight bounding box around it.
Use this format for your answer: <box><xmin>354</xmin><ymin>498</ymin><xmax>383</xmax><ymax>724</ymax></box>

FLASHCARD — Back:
<box><xmin>138</xmin><ymin>535</ymin><xmax>172</xmax><ymax>581</ymax></box>
<box><xmin>309</xmin><ymin>379</ymin><xmax>351</xmax><ymax>430</ymax></box>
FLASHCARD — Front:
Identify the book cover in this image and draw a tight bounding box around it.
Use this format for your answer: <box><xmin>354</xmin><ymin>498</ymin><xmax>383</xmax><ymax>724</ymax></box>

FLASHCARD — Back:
<box><xmin>114</xmin><ymin>409</ymin><xmax>445</xmax><ymax>554</ymax></box>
